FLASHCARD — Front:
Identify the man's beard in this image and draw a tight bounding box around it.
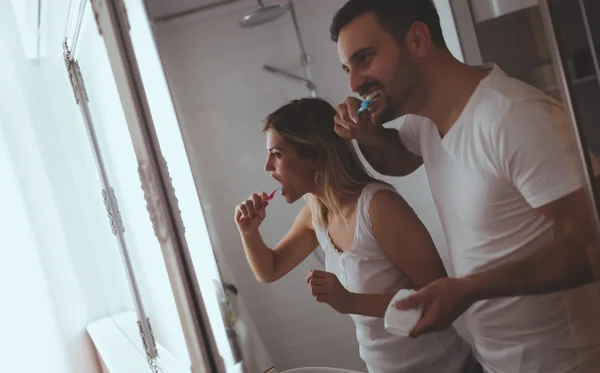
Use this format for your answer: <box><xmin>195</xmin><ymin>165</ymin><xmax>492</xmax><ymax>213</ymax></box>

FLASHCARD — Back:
<box><xmin>388</xmin><ymin>58</ymin><xmax>423</xmax><ymax>121</ymax></box>
<box><xmin>362</xmin><ymin>57</ymin><xmax>423</xmax><ymax>125</ymax></box>
<box><xmin>373</xmin><ymin>99</ymin><xmax>395</xmax><ymax>124</ymax></box>
<box><xmin>372</xmin><ymin>78</ymin><xmax>419</xmax><ymax>125</ymax></box>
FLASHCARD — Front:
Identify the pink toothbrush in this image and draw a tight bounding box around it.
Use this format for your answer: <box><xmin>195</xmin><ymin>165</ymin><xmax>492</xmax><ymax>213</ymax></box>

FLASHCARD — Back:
<box><xmin>239</xmin><ymin>186</ymin><xmax>281</xmax><ymax>221</ymax></box>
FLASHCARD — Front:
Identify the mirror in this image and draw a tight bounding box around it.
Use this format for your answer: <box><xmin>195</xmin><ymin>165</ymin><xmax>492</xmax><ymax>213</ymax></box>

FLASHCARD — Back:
<box><xmin>122</xmin><ymin>0</ymin><xmax>600</xmax><ymax>372</ymax></box>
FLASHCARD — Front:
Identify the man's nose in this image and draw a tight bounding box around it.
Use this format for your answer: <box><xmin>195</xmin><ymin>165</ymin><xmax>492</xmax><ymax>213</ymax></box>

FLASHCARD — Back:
<box><xmin>349</xmin><ymin>71</ymin><xmax>367</xmax><ymax>94</ymax></box>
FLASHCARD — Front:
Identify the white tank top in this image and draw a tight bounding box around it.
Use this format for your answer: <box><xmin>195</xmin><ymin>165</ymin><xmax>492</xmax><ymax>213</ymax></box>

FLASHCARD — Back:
<box><xmin>313</xmin><ymin>183</ymin><xmax>473</xmax><ymax>373</ymax></box>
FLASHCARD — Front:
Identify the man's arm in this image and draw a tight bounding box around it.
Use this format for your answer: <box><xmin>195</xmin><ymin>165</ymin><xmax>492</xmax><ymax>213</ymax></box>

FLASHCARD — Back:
<box><xmin>463</xmin><ymin>186</ymin><xmax>599</xmax><ymax>300</ymax></box>
<box><xmin>396</xmin><ymin>100</ymin><xmax>600</xmax><ymax>337</ymax></box>
<box><xmin>397</xmin><ymin>186</ymin><xmax>600</xmax><ymax>337</ymax></box>
<box><xmin>334</xmin><ymin>97</ymin><xmax>422</xmax><ymax>176</ymax></box>
<box><xmin>357</xmin><ymin>128</ymin><xmax>423</xmax><ymax>177</ymax></box>
<box><xmin>469</xmin><ymin>100</ymin><xmax>600</xmax><ymax>295</ymax></box>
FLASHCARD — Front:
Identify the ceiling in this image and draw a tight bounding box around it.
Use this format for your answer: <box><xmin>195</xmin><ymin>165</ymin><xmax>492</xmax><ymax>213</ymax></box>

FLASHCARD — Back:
<box><xmin>144</xmin><ymin>0</ymin><xmax>252</xmax><ymax>20</ymax></box>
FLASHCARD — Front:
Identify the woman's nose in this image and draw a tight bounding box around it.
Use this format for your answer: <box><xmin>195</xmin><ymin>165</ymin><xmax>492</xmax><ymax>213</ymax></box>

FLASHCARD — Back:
<box><xmin>264</xmin><ymin>159</ymin><xmax>274</xmax><ymax>172</ymax></box>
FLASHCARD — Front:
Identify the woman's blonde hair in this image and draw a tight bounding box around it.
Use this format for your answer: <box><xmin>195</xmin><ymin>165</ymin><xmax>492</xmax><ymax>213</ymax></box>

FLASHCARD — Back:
<box><xmin>263</xmin><ymin>98</ymin><xmax>379</xmax><ymax>227</ymax></box>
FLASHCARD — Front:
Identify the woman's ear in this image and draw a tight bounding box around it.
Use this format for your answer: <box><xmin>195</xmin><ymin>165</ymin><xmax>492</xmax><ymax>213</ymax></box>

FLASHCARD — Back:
<box><xmin>310</xmin><ymin>153</ymin><xmax>320</xmax><ymax>170</ymax></box>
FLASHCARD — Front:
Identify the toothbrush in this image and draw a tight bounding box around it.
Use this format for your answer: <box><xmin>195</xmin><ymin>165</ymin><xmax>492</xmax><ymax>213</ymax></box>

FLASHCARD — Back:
<box><xmin>238</xmin><ymin>186</ymin><xmax>282</xmax><ymax>221</ymax></box>
<box><xmin>262</xmin><ymin>186</ymin><xmax>282</xmax><ymax>203</ymax></box>
<box><xmin>356</xmin><ymin>99</ymin><xmax>372</xmax><ymax>116</ymax></box>
<box><xmin>357</xmin><ymin>91</ymin><xmax>381</xmax><ymax>116</ymax></box>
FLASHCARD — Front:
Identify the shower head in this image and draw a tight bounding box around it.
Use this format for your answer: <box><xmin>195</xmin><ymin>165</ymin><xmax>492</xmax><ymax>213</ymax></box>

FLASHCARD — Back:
<box><xmin>239</xmin><ymin>0</ymin><xmax>289</xmax><ymax>28</ymax></box>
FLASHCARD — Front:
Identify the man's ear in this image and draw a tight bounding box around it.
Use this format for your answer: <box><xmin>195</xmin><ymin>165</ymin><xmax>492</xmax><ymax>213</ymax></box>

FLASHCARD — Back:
<box><xmin>405</xmin><ymin>21</ymin><xmax>433</xmax><ymax>59</ymax></box>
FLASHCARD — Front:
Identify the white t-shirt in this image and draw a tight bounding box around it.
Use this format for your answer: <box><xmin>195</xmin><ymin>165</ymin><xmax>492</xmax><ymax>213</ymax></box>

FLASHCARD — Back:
<box><xmin>398</xmin><ymin>64</ymin><xmax>600</xmax><ymax>373</ymax></box>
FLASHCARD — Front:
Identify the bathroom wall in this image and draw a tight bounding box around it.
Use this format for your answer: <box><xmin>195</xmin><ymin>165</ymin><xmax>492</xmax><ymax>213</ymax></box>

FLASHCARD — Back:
<box><xmin>153</xmin><ymin>0</ymin><xmax>466</xmax><ymax>370</ymax></box>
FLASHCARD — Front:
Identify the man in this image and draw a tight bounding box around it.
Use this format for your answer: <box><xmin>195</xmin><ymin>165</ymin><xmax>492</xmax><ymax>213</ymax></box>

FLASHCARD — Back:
<box><xmin>330</xmin><ymin>0</ymin><xmax>600</xmax><ymax>372</ymax></box>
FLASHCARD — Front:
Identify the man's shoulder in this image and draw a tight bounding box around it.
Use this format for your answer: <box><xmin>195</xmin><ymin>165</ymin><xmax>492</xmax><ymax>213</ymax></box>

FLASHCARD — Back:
<box><xmin>486</xmin><ymin>70</ymin><xmax>547</xmax><ymax>101</ymax></box>
<box><xmin>471</xmin><ymin>72</ymin><xmax>563</xmax><ymax>135</ymax></box>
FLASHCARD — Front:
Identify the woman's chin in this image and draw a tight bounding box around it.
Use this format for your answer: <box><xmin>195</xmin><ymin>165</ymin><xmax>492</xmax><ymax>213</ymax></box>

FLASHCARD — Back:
<box><xmin>281</xmin><ymin>186</ymin><xmax>310</xmax><ymax>204</ymax></box>
<box><xmin>281</xmin><ymin>190</ymin><xmax>301</xmax><ymax>204</ymax></box>
<box><xmin>283</xmin><ymin>194</ymin><xmax>297</xmax><ymax>204</ymax></box>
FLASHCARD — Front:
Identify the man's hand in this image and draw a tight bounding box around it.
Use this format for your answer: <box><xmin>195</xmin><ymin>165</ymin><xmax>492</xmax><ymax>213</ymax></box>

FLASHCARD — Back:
<box><xmin>333</xmin><ymin>97</ymin><xmax>422</xmax><ymax>177</ymax></box>
<box><xmin>334</xmin><ymin>97</ymin><xmax>384</xmax><ymax>145</ymax></box>
<box><xmin>307</xmin><ymin>270</ymin><xmax>352</xmax><ymax>314</ymax></box>
<box><xmin>394</xmin><ymin>277</ymin><xmax>478</xmax><ymax>337</ymax></box>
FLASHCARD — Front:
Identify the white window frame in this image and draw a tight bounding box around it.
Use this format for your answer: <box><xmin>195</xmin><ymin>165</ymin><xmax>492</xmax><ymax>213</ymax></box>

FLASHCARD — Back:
<box><xmin>62</xmin><ymin>0</ymin><xmax>226</xmax><ymax>372</ymax></box>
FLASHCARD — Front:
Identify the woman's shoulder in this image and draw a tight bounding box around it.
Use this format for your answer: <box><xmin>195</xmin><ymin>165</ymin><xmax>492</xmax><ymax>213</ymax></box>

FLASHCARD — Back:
<box><xmin>362</xmin><ymin>181</ymin><xmax>401</xmax><ymax>200</ymax></box>
<box><xmin>297</xmin><ymin>203</ymin><xmax>315</xmax><ymax>231</ymax></box>
<box><xmin>364</xmin><ymin>182</ymin><xmax>412</xmax><ymax>220</ymax></box>
<box><xmin>358</xmin><ymin>183</ymin><xmax>418</xmax><ymax>249</ymax></box>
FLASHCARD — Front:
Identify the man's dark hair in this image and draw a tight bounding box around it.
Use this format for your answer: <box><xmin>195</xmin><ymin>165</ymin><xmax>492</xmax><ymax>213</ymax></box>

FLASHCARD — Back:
<box><xmin>330</xmin><ymin>0</ymin><xmax>447</xmax><ymax>50</ymax></box>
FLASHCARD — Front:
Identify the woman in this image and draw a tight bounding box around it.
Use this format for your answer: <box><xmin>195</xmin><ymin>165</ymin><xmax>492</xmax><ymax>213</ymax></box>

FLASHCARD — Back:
<box><xmin>234</xmin><ymin>98</ymin><xmax>478</xmax><ymax>373</ymax></box>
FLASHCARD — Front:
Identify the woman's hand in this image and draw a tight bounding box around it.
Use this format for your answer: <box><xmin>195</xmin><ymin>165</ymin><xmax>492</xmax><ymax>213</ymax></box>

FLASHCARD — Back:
<box><xmin>235</xmin><ymin>192</ymin><xmax>269</xmax><ymax>234</ymax></box>
<box><xmin>307</xmin><ymin>270</ymin><xmax>352</xmax><ymax>314</ymax></box>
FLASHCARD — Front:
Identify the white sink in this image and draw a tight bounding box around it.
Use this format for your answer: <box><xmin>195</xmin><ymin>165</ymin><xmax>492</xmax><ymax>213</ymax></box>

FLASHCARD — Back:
<box><xmin>281</xmin><ymin>368</ymin><xmax>364</xmax><ymax>373</ymax></box>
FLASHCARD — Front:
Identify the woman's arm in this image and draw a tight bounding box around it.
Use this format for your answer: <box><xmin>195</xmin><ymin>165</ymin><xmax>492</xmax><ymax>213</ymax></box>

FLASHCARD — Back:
<box><xmin>307</xmin><ymin>190</ymin><xmax>445</xmax><ymax>317</ymax></box>
<box><xmin>370</xmin><ymin>190</ymin><xmax>447</xmax><ymax>285</ymax></box>
<box><xmin>350</xmin><ymin>190</ymin><xmax>446</xmax><ymax>317</ymax></box>
<box><xmin>345</xmin><ymin>292</ymin><xmax>398</xmax><ymax>317</ymax></box>
<box><xmin>307</xmin><ymin>269</ymin><xmax>396</xmax><ymax>317</ymax></box>
<box><xmin>238</xmin><ymin>204</ymin><xmax>319</xmax><ymax>283</ymax></box>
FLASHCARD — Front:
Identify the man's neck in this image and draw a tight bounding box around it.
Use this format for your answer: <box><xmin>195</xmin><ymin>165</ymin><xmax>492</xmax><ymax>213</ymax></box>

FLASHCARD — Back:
<box><xmin>417</xmin><ymin>56</ymin><xmax>490</xmax><ymax>137</ymax></box>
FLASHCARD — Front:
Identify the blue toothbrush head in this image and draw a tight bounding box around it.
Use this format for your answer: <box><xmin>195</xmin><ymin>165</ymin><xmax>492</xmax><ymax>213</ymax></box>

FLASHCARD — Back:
<box><xmin>356</xmin><ymin>99</ymin><xmax>372</xmax><ymax>115</ymax></box>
